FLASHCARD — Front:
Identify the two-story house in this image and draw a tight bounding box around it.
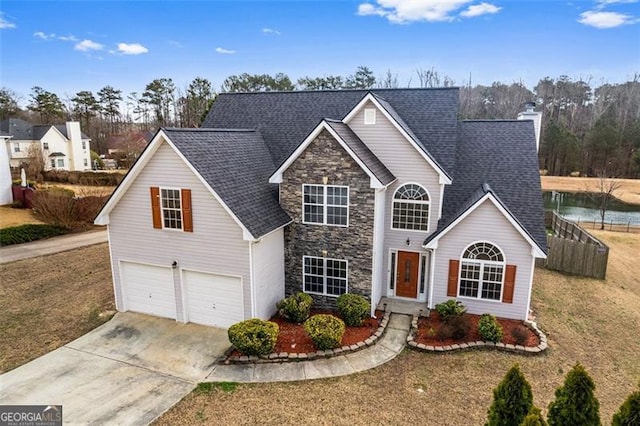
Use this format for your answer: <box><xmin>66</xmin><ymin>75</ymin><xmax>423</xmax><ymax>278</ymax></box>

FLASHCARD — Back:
<box><xmin>1</xmin><ymin>118</ymin><xmax>92</xmax><ymax>171</ymax></box>
<box><xmin>95</xmin><ymin>88</ymin><xmax>547</xmax><ymax>329</ymax></box>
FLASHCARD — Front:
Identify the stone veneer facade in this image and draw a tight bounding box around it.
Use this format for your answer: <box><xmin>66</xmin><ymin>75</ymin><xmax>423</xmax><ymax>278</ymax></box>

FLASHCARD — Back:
<box><xmin>280</xmin><ymin>129</ymin><xmax>375</xmax><ymax>309</ymax></box>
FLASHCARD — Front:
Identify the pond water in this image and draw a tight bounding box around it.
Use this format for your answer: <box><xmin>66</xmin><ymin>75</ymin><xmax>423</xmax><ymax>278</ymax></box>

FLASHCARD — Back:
<box><xmin>543</xmin><ymin>191</ymin><xmax>640</xmax><ymax>225</ymax></box>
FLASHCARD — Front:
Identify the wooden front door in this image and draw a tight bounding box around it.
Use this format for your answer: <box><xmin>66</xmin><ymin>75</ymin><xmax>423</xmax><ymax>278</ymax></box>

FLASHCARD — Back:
<box><xmin>396</xmin><ymin>251</ymin><xmax>420</xmax><ymax>299</ymax></box>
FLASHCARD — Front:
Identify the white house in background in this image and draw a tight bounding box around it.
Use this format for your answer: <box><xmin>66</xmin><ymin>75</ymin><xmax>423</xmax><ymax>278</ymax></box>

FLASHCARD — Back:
<box><xmin>0</xmin><ymin>118</ymin><xmax>91</xmax><ymax>171</ymax></box>
<box><xmin>0</xmin><ymin>131</ymin><xmax>13</xmax><ymax>205</ymax></box>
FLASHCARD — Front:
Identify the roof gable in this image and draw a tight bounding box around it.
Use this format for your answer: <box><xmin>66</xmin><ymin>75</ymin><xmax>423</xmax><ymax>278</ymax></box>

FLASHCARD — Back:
<box><xmin>95</xmin><ymin>129</ymin><xmax>291</xmax><ymax>240</ymax></box>
<box><xmin>269</xmin><ymin>120</ymin><xmax>395</xmax><ymax>188</ymax></box>
<box><xmin>342</xmin><ymin>93</ymin><xmax>451</xmax><ymax>184</ymax></box>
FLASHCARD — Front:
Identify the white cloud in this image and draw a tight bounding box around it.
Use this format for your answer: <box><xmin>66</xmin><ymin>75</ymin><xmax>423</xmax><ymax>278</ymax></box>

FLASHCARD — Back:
<box><xmin>357</xmin><ymin>0</ymin><xmax>474</xmax><ymax>23</ymax></box>
<box><xmin>262</xmin><ymin>28</ymin><xmax>281</xmax><ymax>35</ymax></box>
<box><xmin>0</xmin><ymin>14</ymin><xmax>16</xmax><ymax>29</ymax></box>
<box><xmin>34</xmin><ymin>31</ymin><xmax>56</xmax><ymax>40</ymax></box>
<box><xmin>75</xmin><ymin>39</ymin><xmax>103</xmax><ymax>51</ymax></box>
<box><xmin>215</xmin><ymin>47</ymin><xmax>236</xmax><ymax>54</ymax></box>
<box><xmin>596</xmin><ymin>0</ymin><xmax>638</xmax><ymax>6</ymax></box>
<box><xmin>117</xmin><ymin>42</ymin><xmax>149</xmax><ymax>55</ymax></box>
<box><xmin>460</xmin><ymin>2</ymin><xmax>502</xmax><ymax>17</ymax></box>
<box><xmin>58</xmin><ymin>35</ymin><xmax>79</xmax><ymax>42</ymax></box>
<box><xmin>578</xmin><ymin>10</ymin><xmax>637</xmax><ymax>28</ymax></box>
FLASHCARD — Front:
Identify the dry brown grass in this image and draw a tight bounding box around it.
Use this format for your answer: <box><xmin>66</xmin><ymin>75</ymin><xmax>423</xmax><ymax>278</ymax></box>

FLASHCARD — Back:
<box><xmin>156</xmin><ymin>231</ymin><xmax>640</xmax><ymax>426</ymax></box>
<box><xmin>0</xmin><ymin>243</ymin><xmax>115</xmax><ymax>373</ymax></box>
<box><xmin>41</xmin><ymin>183</ymin><xmax>115</xmax><ymax>197</ymax></box>
<box><xmin>541</xmin><ymin>176</ymin><xmax>640</xmax><ymax>205</ymax></box>
<box><xmin>0</xmin><ymin>206</ymin><xmax>44</xmax><ymax>229</ymax></box>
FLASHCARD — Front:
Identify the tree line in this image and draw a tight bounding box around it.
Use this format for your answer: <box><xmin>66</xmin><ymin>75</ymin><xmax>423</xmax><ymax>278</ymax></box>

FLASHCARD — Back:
<box><xmin>1</xmin><ymin>66</ymin><xmax>638</xmax><ymax>178</ymax></box>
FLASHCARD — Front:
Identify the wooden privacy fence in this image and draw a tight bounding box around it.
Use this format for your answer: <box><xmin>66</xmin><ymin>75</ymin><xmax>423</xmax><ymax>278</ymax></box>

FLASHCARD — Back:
<box><xmin>541</xmin><ymin>211</ymin><xmax>609</xmax><ymax>279</ymax></box>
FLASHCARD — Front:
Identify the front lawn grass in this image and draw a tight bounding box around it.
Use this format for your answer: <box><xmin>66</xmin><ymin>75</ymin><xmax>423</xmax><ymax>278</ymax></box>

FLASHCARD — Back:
<box><xmin>0</xmin><ymin>243</ymin><xmax>114</xmax><ymax>372</ymax></box>
<box><xmin>155</xmin><ymin>230</ymin><xmax>640</xmax><ymax>426</ymax></box>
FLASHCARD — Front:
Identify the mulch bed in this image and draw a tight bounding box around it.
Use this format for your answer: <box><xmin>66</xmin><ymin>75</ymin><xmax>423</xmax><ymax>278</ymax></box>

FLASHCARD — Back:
<box><xmin>230</xmin><ymin>310</ymin><xmax>383</xmax><ymax>356</ymax></box>
<box><xmin>415</xmin><ymin>312</ymin><xmax>539</xmax><ymax>347</ymax></box>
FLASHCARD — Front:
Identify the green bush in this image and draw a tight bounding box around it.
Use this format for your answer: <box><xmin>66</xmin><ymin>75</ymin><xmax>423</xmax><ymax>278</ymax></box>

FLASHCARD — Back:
<box><xmin>547</xmin><ymin>363</ymin><xmax>600</xmax><ymax>426</ymax></box>
<box><xmin>0</xmin><ymin>224</ymin><xmax>67</xmax><ymax>246</ymax></box>
<box><xmin>520</xmin><ymin>407</ymin><xmax>548</xmax><ymax>426</ymax></box>
<box><xmin>303</xmin><ymin>314</ymin><xmax>345</xmax><ymax>350</ymax></box>
<box><xmin>227</xmin><ymin>318</ymin><xmax>279</xmax><ymax>356</ymax></box>
<box><xmin>612</xmin><ymin>383</ymin><xmax>640</xmax><ymax>426</ymax></box>
<box><xmin>486</xmin><ymin>364</ymin><xmax>534</xmax><ymax>426</ymax></box>
<box><xmin>435</xmin><ymin>299</ymin><xmax>467</xmax><ymax>321</ymax></box>
<box><xmin>336</xmin><ymin>293</ymin><xmax>370</xmax><ymax>326</ymax></box>
<box><xmin>478</xmin><ymin>314</ymin><xmax>504</xmax><ymax>343</ymax></box>
<box><xmin>277</xmin><ymin>292</ymin><xmax>313</xmax><ymax>323</ymax></box>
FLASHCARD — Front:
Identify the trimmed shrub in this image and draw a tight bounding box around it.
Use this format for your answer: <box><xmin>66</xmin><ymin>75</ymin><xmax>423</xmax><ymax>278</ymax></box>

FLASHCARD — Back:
<box><xmin>277</xmin><ymin>292</ymin><xmax>313</xmax><ymax>323</ymax></box>
<box><xmin>227</xmin><ymin>318</ymin><xmax>279</xmax><ymax>356</ymax></box>
<box><xmin>511</xmin><ymin>325</ymin><xmax>530</xmax><ymax>346</ymax></box>
<box><xmin>336</xmin><ymin>293</ymin><xmax>370</xmax><ymax>326</ymax></box>
<box><xmin>547</xmin><ymin>363</ymin><xmax>600</xmax><ymax>426</ymax></box>
<box><xmin>0</xmin><ymin>224</ymin><xmax>67</xmax><ymax>246</ymax></box>
<box><xmin>435</xmin><ymin>299</ymin><xmax>467</xmax><ymax>321</ymax></box>
<box><xmin>612</xmin><ymin>383</ymin><xmax>640</xmax><ymax>426</ymax></box>
<box><xmin>436</xmin><ymin>315</ymin><xmax>471</xmax><ymax>341</ymax></box>
<box><xmin>31</xmin><ymin>189</ymin><xmax>107</xmax><ymax>230</ymax></box>
<box><xmin>478</xmin><ymin>314</ymin><xmax>504</xmax><ymax>343</ymax></box>
<box><xmin>303</xmin><ymin>314</ymin><xmax>345</xmax><ymax>350</ymax></box>
<box><xmin>486</xmin><ymin>364</ymin><xmax>533</xmax><ymax>426</ymax></box>
<box><xmin>520</xmin><ymin>407</ymin><xmax>548</xmax><ymax>426</ymax></box>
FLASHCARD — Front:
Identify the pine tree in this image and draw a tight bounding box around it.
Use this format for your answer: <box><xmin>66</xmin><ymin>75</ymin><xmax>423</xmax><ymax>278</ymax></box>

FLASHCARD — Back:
<box><xmin>520</xmin><ymin>407</ymin><xmax>547</xmax><ymax>426</ymax></box>
<box><xmin>612</xmin><ymin>383</ymin><xmax>640</xmax><ymax>426</ymax></box>
<box><xmin>486</xmin><ymin>364</ymin><xmax>533</xmax><ymax>426</ymax></box>
<box><xmin>547</xmin><ymin>363</ymin><xmax>600</xmax><ymax>426</ymax></box>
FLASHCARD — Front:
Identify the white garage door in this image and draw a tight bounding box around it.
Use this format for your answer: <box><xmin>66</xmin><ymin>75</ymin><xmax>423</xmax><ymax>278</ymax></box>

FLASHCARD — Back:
<box><xmin>120</xmin><ymin>262</ymin><xmax>176</xmax><ymax>319</ymax></box>
<box><xmin>183</xmin><ymin>270</ymin><xmax>243</xmax><ymax>328</ymax></box>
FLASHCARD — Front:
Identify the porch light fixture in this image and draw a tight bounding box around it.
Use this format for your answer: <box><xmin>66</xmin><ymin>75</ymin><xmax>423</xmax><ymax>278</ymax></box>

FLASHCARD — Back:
<box><xmin>172</xmin><ymin>261</ymin><xmax>178</xmax><ymax>269</ymax></box>
<box><xmin>406</xmin><ymin>237</ymin><xmax>411</xmax><ymax>246</ymax></box>
<box><xmin>322</xmin><ymin>176</ymin><xmax>328</xmax><ymax>185</ymax></box>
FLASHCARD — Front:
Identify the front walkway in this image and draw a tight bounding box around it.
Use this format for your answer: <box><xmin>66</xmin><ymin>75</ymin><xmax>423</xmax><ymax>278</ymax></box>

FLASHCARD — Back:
<box><xmin>0</xmin><ymin>229</ymin><xmax>107</xmax><ymax>263</ymax></box>
<box><xmin>208</xmin><ymin>313</ymin><xmax>411</xmax><ymax>383</ymax></box>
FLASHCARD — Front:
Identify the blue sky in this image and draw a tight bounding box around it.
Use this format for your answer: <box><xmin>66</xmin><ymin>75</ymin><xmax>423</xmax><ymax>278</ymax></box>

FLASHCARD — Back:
<box><xmin>0</xmin><ymin>0</ymin><xmax>638</xmax><ymax>104</ymax></box>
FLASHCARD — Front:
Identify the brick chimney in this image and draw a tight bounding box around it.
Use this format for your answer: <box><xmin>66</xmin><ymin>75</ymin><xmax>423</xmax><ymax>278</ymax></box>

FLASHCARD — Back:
<box><xmin>517</xmin><ymin>102</ymin><xmax>542</xmax><ymax>152</ymax></box>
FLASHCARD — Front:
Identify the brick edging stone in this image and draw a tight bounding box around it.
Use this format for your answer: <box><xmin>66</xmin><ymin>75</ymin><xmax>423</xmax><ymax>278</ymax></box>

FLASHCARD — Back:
<box><xmin>223</xmin><ymin>310</ymin><xmax>392</xmax><ymax>364</ymax></box>
<box><xmin>406</xmin><ymin>315</ymin><xmax>548</xmax><ymax>355</ymax></box>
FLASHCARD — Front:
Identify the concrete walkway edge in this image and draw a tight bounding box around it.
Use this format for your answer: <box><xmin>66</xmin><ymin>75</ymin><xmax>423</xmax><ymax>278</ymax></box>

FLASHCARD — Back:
<box><xmin>0</xmin><ymin>229</ymin><xmax>107</xmax><ymax>264</ymax></box>
<box><xmin>206</xmin><ymin>313</ymin><xmax>411</xmax><ymax>383</ymax></box>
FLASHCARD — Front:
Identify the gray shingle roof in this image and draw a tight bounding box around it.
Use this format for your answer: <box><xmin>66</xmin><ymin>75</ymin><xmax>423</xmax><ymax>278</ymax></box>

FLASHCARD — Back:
<box><xmin>162</xmin><ymin>128</ymin><xmax>291</xmax><ymax>238</ymax></box>
<box><xmin>427</xmin><ymin>120</ymin><xmax>547</xmax><ymax>253</ymax></box>
<box><xmin>202</xmin><ymin>88</ymin><xmax>460</xmax><ymax>173</ymax></box>
<box><xmin>0</xmin><ymin>119</ymin><xmax>89</xmax><ymax>140</ymax></box>
<box><xmin>324</xmin><ymin>120</ymin><xmax>395</xmax><ymax>185</ymax></box>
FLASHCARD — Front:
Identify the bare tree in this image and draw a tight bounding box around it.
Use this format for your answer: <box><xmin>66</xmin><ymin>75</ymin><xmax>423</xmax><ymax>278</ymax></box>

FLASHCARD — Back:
<box><xmin>25</xmin><ymin>143</ymin><xmax>47</xmax><ymax>182</ymax></box>
<box><xmin>590</xmin><ymin>174</ymin><xmax>622</xmax><ymax>230</ymax></box>
<box><xmin>378</xmin><ymin>69</ymin><xmax>399</xmax><ymax>88</ymax></box>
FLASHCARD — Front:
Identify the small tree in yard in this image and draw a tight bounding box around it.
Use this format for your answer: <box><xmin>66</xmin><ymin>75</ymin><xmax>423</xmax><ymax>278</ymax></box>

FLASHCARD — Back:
<box><xmin>612</xmin><ymin>383</ymin><xmax>640</xmax><ymax>426</ymax></box>
<box><xmin>590</xmin><ymin>174</ymin><xmax>622</xmax><ymax>230</ymax></box>
<box><xmin>486</xmin><ymin>364</ymin><xmax>533</xmax><ymax>426</ymax></box>
<box><xmin>547</xmin><ymin>363</ymin><xmax>600</xmax><ymax>426</ymax></box>
<box><xmin>25</xmin><ymin>143</ymin><xmax>47</xmax><ymax>182</ymax></box>
<box><xmin>520</xmin><ymin>407</ymin><xmax>547</xmax><ymax>426</ymax></box>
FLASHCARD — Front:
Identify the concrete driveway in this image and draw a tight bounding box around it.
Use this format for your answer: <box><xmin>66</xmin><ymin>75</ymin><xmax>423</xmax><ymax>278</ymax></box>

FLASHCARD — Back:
<box><xmin>0</xmin><ymin>312</ymin><xmax>230</xmax><ymax>425</ymax></box>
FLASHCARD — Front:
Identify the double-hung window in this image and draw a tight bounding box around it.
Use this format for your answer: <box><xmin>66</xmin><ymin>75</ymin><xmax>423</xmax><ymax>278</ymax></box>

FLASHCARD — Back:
<box><xmin>302</xmin><ymin>184</ymin><xmax>348</xmax><ymax>226</ymax></box>
<box><xmin>160</xmin><ymin>188</ymin><xmax>182</xmax><ymax>230</ymax></box>
<box><xmin>303</xmin><ymin>256</ymin><xmax>348</xmax><ymax>296</ymax></box>
<box><xmin>459</xmin><ymin>242</ymin><xmax>504</xmax><ymax>301</ymax></box>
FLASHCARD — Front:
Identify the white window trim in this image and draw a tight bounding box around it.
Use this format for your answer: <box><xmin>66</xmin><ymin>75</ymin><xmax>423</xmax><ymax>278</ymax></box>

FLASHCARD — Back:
<box><xmin>364</xmin><ymin>108</ymin><xmax>376</xmax><ymax>125</ymax></box>
<box><xmin>301</xmin><ymin>184</ymin><xmax>349</xmax><ymax>227</ymax></box>
<box><xmin>56</xmin><ymin>158</ymin><xmax>65</xmax><ymax>168</ymax></box>
<box><xmin>390</xmin><ymin>182</ymin><xmax>431</xmax><ymax>233</ymax></box>
<box><xmin>42</xmin><ymin>142</ymin><xmax>49</xmax><ymax>151</ymax></box>
<box><xmin>302</xmin><ymin>255</ymin><xmax>348</xmax><ymax>297</ymax></box>
<box><xmin>457</xmin><ymin>241</ymin><xmax>506</xmax><ymax>303</ymax></box>
<box><xmin>13</xmin><ymin>143</ymin><xmax>20</xmax><ymax>152</ymax></box>
<box><xmin>160</xmin><ymin>186</ymin><xmax>184</xmax><ymax>231</ymax></box>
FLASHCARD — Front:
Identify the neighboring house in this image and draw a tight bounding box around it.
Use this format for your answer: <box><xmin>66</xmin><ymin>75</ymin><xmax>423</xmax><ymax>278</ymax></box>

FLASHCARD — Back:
<box><xmin>105</xmin><ymin>130</ymin><xmax>153</xmax><ymax>156</ymax></box>
<box><xmin>0</xmin><ymin>131</ymin><xmax>13</xmax><ymax>204</ymax></box>
<box><xmin>0</xmin><ymin>118</ymin><xmax>91</xmax><ymax>171</ymax></box>
<box><xmin>95</xmin><ymin>88</ymin><xmax>547</xmax><ymax>329</ymax></box>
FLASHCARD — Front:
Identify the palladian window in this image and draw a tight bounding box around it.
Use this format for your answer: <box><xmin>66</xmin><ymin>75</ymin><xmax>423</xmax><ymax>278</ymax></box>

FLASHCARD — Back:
<box><xmin>459</xmin><ymin>242</ymin><xmax>505</xmax><ymax>301</ymax></box>
<box><xmin>392</xmin><ymin>183</ymin><xmax>430</xmax><ymax>231</ymax></box>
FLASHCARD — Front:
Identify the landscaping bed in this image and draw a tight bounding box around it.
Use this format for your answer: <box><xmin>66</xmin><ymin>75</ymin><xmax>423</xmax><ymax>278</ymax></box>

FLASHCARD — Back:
<box><xmin>227</xmin><ymin>309</ymin><xmax>384</xmax><ymax>360</ymax></box>
<box><xmin>414</xmin><ymin>312</ymin><xmax>540</xmax><ymax>348</ymax></box>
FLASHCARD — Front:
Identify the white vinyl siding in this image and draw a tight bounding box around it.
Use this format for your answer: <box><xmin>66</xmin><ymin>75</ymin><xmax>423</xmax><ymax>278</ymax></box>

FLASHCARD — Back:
<box><xmin>108</xmin><ymin>141</ymin><xmax>252</xmax><ymax>321</ymax></box>
<box><xmin>347</xmin><ymin>100</ymin><xmax>443</xmax><ymax>298</ymax></box>
<box><xmin>431</xmin><ymin>200</ymin><xmax>535</xmax><ymax>320</ymax></box>
<box><xmin>252</xmin><ymin>228</ymin><xmax>285</xmax><ymax>320</ymax></box>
